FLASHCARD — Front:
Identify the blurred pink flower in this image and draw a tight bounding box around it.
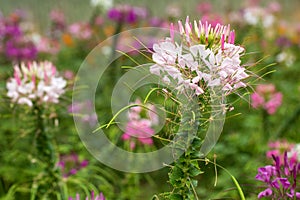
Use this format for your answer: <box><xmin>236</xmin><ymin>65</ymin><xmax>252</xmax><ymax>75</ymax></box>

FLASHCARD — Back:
<box><xmin>266</xmin><ymin>140</ymin><xmax>294</xmax><ymax>165</ymax></box>
<box><xmin>121</xmin><ymin>99</ymin><xmax>159</xmax><ymax>150</ymax></box>
<box><xmin>50</xmin><ymin>9</ymin><xmax>65</xmax><ymax>27</ymax></box>
<box><xmin>68</xmin><ymin>100</ymin><xmax>98</xmax><ymax>127</ymax></box>
<box><xmin>251</xmin><ymin>84</ymin><xmax>282</xmax><ymax>114</ymax></box>
<box><xmin>267</xmin><ymin>1</ymin><xmax>281</xmax><ymax>13</ymax></box>
<box><xmin>31</xmin><ymin>33</ymin><xmax>60</xmax><ymax>55</ymax></box>
<box><xmin>122</xmin><ymin>120</ymin><xmax>155</xmax><ymax>149</ymax></box>
<box><xmin>68</xmin><ymin>22</ymin><xmax>92</xmax><ymax>40</ymax></box>
<box><xmin>196</xmin><ymin>2</ymin><xmax>212</xmax><ymax>14</ymax></box>
<box><xmin>201</xmin><ymin>14</ymin><xmax>223</xmax><ymax>27</ymax></box>
<box><xmin>63</xmin><ymin>70</ymin><xmax>75</xmax><ymax>80</ymax></box>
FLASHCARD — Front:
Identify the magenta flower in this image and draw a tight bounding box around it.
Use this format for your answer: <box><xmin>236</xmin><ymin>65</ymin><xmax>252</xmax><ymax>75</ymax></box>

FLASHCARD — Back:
<box><xmin>57</xmin><ymin>153</ymin><xmax>89</xmax><ymax>178</ymax></box>
<box><xmin>256</xmin><ymin>152</ymin><xmax>300</xmax><ymax>199</ymax></box>
<box><xmin>5</xmin><ymin>38</ymin><xmax>37</xmax><ymax>61</ymax></box>
<box><xmin>107</xmin><ymin>5</ymin><xmax>147</xmax><ymax>24</ymax></box>
<box><xmin>69</xmin><ymin>191</ymin><xmax>105</xmax><ymax>200</ymax></box>
<box><xmin>258</xmin><ymin>188</ymin><xmax>272</xmax><ymax>199</ymax></box>
<box><xmin>251</xmin><ymin>84</ymin><xmax>282</xmax><ymax>114</ymax></box>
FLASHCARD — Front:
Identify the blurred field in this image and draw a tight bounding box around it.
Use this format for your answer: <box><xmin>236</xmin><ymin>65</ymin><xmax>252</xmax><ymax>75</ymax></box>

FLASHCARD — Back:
<box><xmin>1</xmin><ymin>0</ymin><xmax>300</xmax><ymax>30</ymax></box>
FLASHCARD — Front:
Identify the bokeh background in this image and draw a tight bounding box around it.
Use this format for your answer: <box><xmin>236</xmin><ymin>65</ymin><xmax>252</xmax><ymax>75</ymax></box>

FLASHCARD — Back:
<box><xmin>1</xmin><ymin>0</ymin><xmax>300</xmax><ymax>199</ymax></box>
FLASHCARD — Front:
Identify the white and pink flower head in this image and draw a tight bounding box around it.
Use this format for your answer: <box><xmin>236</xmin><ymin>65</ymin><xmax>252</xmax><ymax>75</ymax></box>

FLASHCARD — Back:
<box><xmin>150</xmin><ymin>17</ymin><xmax>249</xmax><ymax>96</ymax></box>
<box><xmin>6</xmin><ymin>61</ymin><xmax>67</xmax><ymax>107</ymax></box>
<box><xmin>173</xmin><ymin>16</ymin><xmax>236</xmax><ymax>50</ymax></box>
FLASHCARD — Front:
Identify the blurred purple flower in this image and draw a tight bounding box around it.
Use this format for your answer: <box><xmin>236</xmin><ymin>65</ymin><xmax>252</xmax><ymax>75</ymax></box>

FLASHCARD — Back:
<box><xmin>57</xmin><ymin>153</ymin><xmax>89</xmax><ymax>178</ymax></box>
<box><xmin>5</xmin><ymin>38</ymin><xmax>37</xmax><ymax>62</ymax></box>
<box><xmin>256</xmin><ymin>152</ymin><xmax>300</xmax><ymax>199</ymax></box>
<box><xmin>0</xmin><ymin>11</ymin><xmax>39</xmax><ymax>62</ymax></box>
<box><xmin>2</xmin><ymin>24</ymin><xmax>22</xmax><ymax>38</ymax></box>
<box><xmin>107</xmin><ymin>5</ymin><xmax>147</xmax><ymax>24</ymax></box>
<box><xmin>276</xmin><ymin>36</ymin><xmax>292</xmax><ymax>48</ymax></box>
<box><xmin>258</xmin><ymin>188</ymin><xmax>272</xmax><ymax>199</ymax></box>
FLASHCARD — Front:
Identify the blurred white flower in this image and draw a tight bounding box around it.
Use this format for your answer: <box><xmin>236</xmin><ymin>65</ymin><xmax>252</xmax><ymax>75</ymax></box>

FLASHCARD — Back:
<box><xmin>6</xmin><ymin>61</ymin><xmax>67</xmax><ymax>107</ymax></box>
<box><xmin>276</xmin><ymin>51</ymin><xmax>295</xmax><ymax>67</ymax></box>
<box><xmin>243</xmin><ymin>7</ymin><xmax>274</xmax><ymax>28</ymax></box>
<box><xmin>288</xmin><ymin>144</ymin><xmax>300</xmax><ymax>162</ymax></box>
<box><xmin>90</xmin><ymin>0</ymin><xmax>113</xmax><ymax>10</ymax></box>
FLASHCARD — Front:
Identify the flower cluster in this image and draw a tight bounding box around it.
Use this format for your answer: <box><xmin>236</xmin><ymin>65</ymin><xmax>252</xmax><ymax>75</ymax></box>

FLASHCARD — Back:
<box><xmin>57</xmin><ymin>153</ymin><xmax>89</xmax><ymax>178</ymax></box>
<box><xmin>0</xmin><ymin>12</ymin><xmax>37</xmax><ymax>62</ymax></box>
<box><xmin>121</xmin><ymin>99</ymin><xmax>159</xmax><ymax>150</ymax></box>
<box><xmin>256</xmin><ymin>152</ymin><xmax>300</xmax><ymax>199</ymax></box>
<box><xmin>107</xmin><ymin>5</ymin><xmax>147</xmax><ymax>24</ymax></box>
<box><xmin>68</xmin><ymin>22</ymin><xmax>93</xmax><ymax>40</ymax></box>
<box><xmin>6</xmin><ymin>61</ymin><xmax>66</xmax><ymax>107</ymax></box>
<box><xmin>150</xmin><ymin>17</ymin><xmax>249</xmax><ymax>96</ymax></box>
<box><xmin>90</xmin><ymin>0</ymin><xmax>113</xmax><ymax>10</ymax></box>
<box><xmin>30</xmin><ymin>33</ymin><xmax>60</xmax><ymax>55</ymax></box>
<box><xmin>69</xmin><ymin>191</ymin><xmax>105</xmax><ymax>200</ymax></box>
<box><xmin>251</xmin><ymin>84</ymin><xmax>282</xmax><ymax>115</ymax></box>
<box><xmin>243</xmin><ymin>6</ymin><xmax>275</xmax><ymax>28</ymax></box>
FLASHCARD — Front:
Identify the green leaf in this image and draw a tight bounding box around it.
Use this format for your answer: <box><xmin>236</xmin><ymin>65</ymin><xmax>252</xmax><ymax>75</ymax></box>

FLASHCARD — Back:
<box><xmin>169</xmin><ymin>193</ymin><xmax>183</xmax><ymax>200</ymax></box>
<box><xmin>169</xmin><ymin>166</ymin><xmax>184</xmax><ymax>181</ymax></box>
<box><xmin>188</xmin><ymin>166</ymin><xmax>203</xmax><ymax>177</ymax></box>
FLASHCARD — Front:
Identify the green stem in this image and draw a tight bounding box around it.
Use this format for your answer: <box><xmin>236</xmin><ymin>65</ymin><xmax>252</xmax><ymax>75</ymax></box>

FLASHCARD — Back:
<box><xmin>33</xmin><ymin>104</ymin><xmax>60</xmax><ymax>199</ymax></box>
<box><xmin>109</xmin><ymin>22</ymin><xmax>123</xmax><ymax>84</ymax></box>
<box><xmin>262</xmin><ymin>110</ymin><xmax>269</xmax><ymax>142</ymax></box>
<box><xmin>194</xmin><ymin>158</ymin><xmax>246</xmax><ymax>200</ymax></box>
<box><xmin>161</xmin><ymin>105</ymin><xmax>202</xmax><ymax>200</ymax></box>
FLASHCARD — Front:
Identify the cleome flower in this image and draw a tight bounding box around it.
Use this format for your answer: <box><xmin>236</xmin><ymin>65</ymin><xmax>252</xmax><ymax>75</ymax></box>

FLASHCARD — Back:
<box><xmin>6</xmin><ymin>61</ymin><xmax>66</xmax><ymax>107</ymax></box>
<box><xmin>251</xmin><ymin>83</ymin><xmax>282</xmax><ymax>115</ymax></box>
<box><xmin>150</xmin><ymin>16</ymin><xmax>249</xmax><ymax>96</ymax></box>
<box><xmin>121</xmin><ymin>98</ymin><xmax>159</xmax><ymax>150</ymax></box>
<box><xmin>256</xmin><ymin>152</ymin><xmax>300</xmax><ymax>199</ymax></box>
